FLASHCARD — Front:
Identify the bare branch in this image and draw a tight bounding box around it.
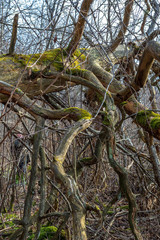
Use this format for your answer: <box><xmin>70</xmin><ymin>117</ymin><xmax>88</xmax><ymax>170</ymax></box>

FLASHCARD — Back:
<box><xmin>8</xmin><ymin>14</ymin><xmax>18</xmax><ymax>55</ymax></box>
<box><xmin>20</xmin><ymin>117</ymin><xmax>45</xmax><ymax>240</ymax></box>
<box><xmin>140</xmin><ymin>0</ymin><xmax>150</xmax><ymax>34</ymax></box>
<box><xmin>109</xmin><ymin>0</ymin><xmax>134</xmax><ymax>52</ymax></box>
<box><xmin>147</xmin><ymin>0</ymin><xmax>160</xmax><ymax>35</ymax></box>
<box><xmin>67</xmin><ymin>0</ymin><xmax>94</xmax><ymax>55</ymax></box>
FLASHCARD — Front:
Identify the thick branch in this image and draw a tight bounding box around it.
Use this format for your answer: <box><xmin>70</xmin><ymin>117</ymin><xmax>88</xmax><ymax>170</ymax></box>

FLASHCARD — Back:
<box><xmin>0</xmin><ymin>81</ymin><xmax>92</xmax><ymax>121</ymax></box>
<box><xmin>51</xmin><ymin>117</ymin><xmax>92</xmax><ymax>240</ymax></box>
<box><xmin>67</xmin><ymin>0</ymin><xmax>94</xmax><ymax>55</ymax></box>
<box><xmin>55</xmin><ymin>119</ymin><xmax>92</xmax><ymax>164</ymax></box>
<box><xmin>9</xmin><ymin>14</ymin><xmax>18</xmax><ymax>55</ymax></box>
<box><xmin>86</xmin><ymin>42</ymin><xmax>160</xmax><ymax>140</ymax></box>
<box><xmin>109</xmin><ymin>0</ymin><xmax>134</xmax><ymax>52</ymax></box>
<box><xmin>115</xmin><ymin>41</ymin><xmax>160</xmax><ymax>102</ymax></box>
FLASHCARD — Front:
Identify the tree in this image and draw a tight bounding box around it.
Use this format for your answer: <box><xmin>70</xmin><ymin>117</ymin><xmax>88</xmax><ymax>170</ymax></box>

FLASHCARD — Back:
<box><xmin>0</xmin><ymin>0</ymin><xmax>160</xmax><ymax>239</ymax></box>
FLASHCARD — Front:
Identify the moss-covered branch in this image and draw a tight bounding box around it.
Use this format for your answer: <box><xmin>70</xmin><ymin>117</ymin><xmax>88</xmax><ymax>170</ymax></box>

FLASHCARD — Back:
<box><xmin>1</xmin><ymin>39</ymin><xmax>160</xmax><ymax>141</ymax></box>
<box><xmin>136</xmin><ymin>110</ymin><xmax>160</xmax><ymax>140</ymax></box>
<box><xmin>87</xmin><ymin>41</ymin><xmax>160</xmax><ymax>140</ymax></box>
<box><xmin>0</xmin><ymin>81</ymin><xmax>93</xmax><ymax>121</ymax></box>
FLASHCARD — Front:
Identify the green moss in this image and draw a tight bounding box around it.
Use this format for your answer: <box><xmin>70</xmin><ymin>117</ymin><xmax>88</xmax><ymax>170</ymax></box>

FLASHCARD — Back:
<box><xmin>121</xmin><ymin>101</ymin><xmax>127</xmax><ymax>106</ymax></box>
<box><xmin>95</xmin><ymin>196</ymin><xmax>100</xmax><ymax>203</ymax></box>
<box><xmin>107</xmin><ymin>210</ymin><xmax>114</xmax><ymax>215</ymax></box>
<box><xmin>14</xmin><ymin>48</ymin><xmax>66</xmax><ymax>71</ymax></box>
<box><xmin>5</xmin><ymin>213</ymin><xmax>17</xmax><ymax>219</ymax></box>
<box><xmin>28</xmin><ymin>233</ymin><xmax>35</xmax><ymax>240</ymax></box>
<box><xmin>54</xmin><ymin>155</ymin><xmax>63</xmax><ymax>163</ymax></box>
<box><xmin>136</xmin><ymin>110</ymin><xmax>160</xmax><ymax>129</ymax></box>
<box><xmin>150</xmin><ymin>117</ymin><xmax>160</xmax><ymax>129</ymax></box>
<box><xmin>96</xmin><ymin>93</ymin><xmax>107</xmax><ymax>107</ymax></box>
<box><xmin>6</xmin><ymin>221</ymin><xmax>15</xmax><ymax>227</ymax></box>
<box><xmin>0</xmin><ymin>47</ymin><xmax>87</xmax><ymax>79</ymax></box>
<box><xmin>73</xmin><ymin>49</ymin><xmax>86</xmax><ymax>61</ymax></box>
<box><xmin>0</xmin><ymin>56</ymin><xmax>14</xmax><ymax>62</ymax></box>
<box><xmin>64</xmin><ymin>107</ymin><xmax>92</xmax><ymax>120</ymax></box>
<box><xmin>39</xmin><ymin>226</ymin><xmax>59</xmax><ymax>240</ymax></box>
<box><xmin>15</xmin><ymin>88</ymin><xmax>23</xmax><ymax>94</ymax></box>
<box><xmin>126</xmin><ymin>228</ymin><xmax>131</xmax><ymax>231</ymax></box>
<box><xmin>12</xmin><ymin>48</ymin><xmax>86</xmax><ymax>72</ymax></box>
<box><xmin>66</xmin><ymin>68</ymin><xmax>88</xmax><ymax>76</ymax></box>
<box><xmin>70</xmin><ymin>49</ymin><xmax>86</xmax><ymax>69</ymax></box>
<box><xmin>102</xmin><ymin>112</ymin><xmax>111</xmax><ymax>126</ymax></box>
<box><xmin>120</xmin><ymin>205</ymin><xmax>129</xmax><ymax>210</ymax></box>
<box><xmin>80</xmin><ymin>157</ymin><xmax>92</xmax><ymax>163</ymax></box>
<box><xmin>28</xmin><ymin>226</ymin><xmax>66</xmax><ymax>240</ymax></box>
<box><xmin>136</xmin><ymin>111</ymin><xmax>149</xmax><ymax>126</ymax></box>
<box><xmin>2</xmin><ymin>213</ymin><xmax>19</xmax><ymax>229</ymax></box>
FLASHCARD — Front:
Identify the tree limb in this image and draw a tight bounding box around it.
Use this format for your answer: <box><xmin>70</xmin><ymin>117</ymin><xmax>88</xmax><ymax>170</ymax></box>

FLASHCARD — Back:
<box><xmin>109</xmin><ymin>0</ymin><xmax>134</xmax><ymax>52</ymax></box>
<box><xmin>9</xmin><ymin>14</ymin><xmax>18</xmax><ymax>55</ymax></box>
<box><xmin>67</xmin><ymin>0</ymin><xmax>94</xmax><ymax>55</ymax></box>
<box><xmin>51</xmin><ymin>117</ymin><xmax>92</xmax><ymax>240</ymax></box>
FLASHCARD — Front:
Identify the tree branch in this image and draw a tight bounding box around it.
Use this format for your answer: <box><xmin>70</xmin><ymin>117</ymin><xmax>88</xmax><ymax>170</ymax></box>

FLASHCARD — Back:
<box><xmin>20</xmin><ymin>117</ymin><xmax>45</xmax><ymax>240</ymax></box>
<box><xmin>8</xmin><ymin>14</ymin><xmax>18</xmax><ymax>55</ymax></box>
<box><xmin>51</xmin><ymin>117</ymin><xmax>92</xmax><ymax>240</ymax></box>
<box><xmin>67</xmin><ymin>0</ymin><xmax>94</xmax><ymax>55</ymax></box>
<box><xmin>109</xmin><ymin>0</ymin><xmax>134</xmax><ymax>52</ymax></box>
<box><xmin>105</xmin><ymin>126</ymin><xmax>143</xmax><ymax>240</ymax></box>
<box><xmin>114</xmin><ymin>41</ymin><xmax>160</xmax><ymax>102</ymax></box>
